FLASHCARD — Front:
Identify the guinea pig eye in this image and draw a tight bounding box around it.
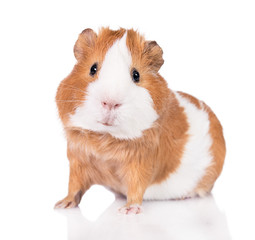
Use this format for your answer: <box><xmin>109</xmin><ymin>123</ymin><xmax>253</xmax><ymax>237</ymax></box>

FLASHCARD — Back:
<box><xmin>132</xmin><ymin>69</ymin><xmax>140</xmax><ymax>83</ymax></box>
<box><xmin>90</xmin><ymin>63</ymin><xmax>98</xmax><ymax>76</ymax></box>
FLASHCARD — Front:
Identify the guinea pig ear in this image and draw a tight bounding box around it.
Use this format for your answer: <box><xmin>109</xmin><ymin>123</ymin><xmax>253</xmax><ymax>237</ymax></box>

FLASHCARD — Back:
<box><xmin>143</xmin><ymin>41</ymin><xmax>164</xmax><ymax>72</ymax></box>
<box><xmin>74</xmin><ymin>28</ymin><xmax>97</xmax><ymax>61</ymax></box>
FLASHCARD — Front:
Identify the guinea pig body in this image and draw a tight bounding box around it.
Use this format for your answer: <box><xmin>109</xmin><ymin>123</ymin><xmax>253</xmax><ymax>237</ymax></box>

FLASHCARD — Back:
<box><xmin>55</xmin><ymin>28</ymin><xmax>226</xmax><ymax>214</ymax></box>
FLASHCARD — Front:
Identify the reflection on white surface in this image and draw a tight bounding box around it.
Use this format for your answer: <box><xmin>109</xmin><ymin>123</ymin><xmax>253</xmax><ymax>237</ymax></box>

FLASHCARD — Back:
<box><xmin>56</xmin><ymin>190</ymin><xmax>231</xmax><ymax>240</ymax></box>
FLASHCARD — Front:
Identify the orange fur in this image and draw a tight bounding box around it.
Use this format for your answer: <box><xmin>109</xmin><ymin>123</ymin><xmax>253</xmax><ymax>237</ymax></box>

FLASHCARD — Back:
<box><xmin>54</xmin><ymin>28</ymin><xmax>225</xmax><ymax>210</ymax></box>
<box><xmin>195</xmin><ymin>104</ymin><xmax>226</xmax><ymax>195</ymax></box>
<box><xmin>177</xmin><ymin>92</ymin><xmax>226</xmax><ymax>196</ymax></box>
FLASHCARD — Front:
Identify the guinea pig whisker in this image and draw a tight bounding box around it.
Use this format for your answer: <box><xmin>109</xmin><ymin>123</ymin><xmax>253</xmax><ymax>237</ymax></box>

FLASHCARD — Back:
<box><xmin>56</xmin><ymin>100</ymin><xmax>84</xmax><ymax>102</ymax></box>
<box><xmin>61</xmin><ymin>86</ymin><xmax>85</xmax><ymax>94</ymax></box>
<box><xmin>59</xmin><ymin>83</ymin><xmax>85</xmax><ymax>93</ymax></box>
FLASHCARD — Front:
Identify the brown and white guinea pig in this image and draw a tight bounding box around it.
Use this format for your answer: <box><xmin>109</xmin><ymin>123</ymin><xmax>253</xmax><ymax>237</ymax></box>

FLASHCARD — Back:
<box><xmin>54</xmin><ymin>27</ymin><xmax>226</xmax><ymax>214</ymax></box>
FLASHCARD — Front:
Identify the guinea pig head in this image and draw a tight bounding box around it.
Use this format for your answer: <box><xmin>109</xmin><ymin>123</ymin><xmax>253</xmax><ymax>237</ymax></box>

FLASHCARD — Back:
<box><xmin>56</xmin><ymin>28</ymin><xmax>166</xmax><ymax>139</ymax></box>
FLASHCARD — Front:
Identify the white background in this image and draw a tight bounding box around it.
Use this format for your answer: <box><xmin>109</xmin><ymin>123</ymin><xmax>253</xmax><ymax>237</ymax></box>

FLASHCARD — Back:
<box><xmin>0</xmin><ymin>0</ymin><xmax>254</xmax><ymax>239</ymax></box>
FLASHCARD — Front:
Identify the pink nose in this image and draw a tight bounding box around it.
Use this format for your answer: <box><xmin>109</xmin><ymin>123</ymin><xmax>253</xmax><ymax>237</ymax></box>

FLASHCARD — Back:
<box><xmin>101</xmin><ymin>101</ymin><xmax>121</xmax><ymax>110</ymax></box>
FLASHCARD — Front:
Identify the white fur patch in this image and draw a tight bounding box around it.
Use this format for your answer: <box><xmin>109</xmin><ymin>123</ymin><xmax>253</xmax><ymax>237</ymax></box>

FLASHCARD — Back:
<box><xmin>143</xmin><ymin>92</ymin><xmax>213</xmax><ymax>200</ymax></box>
<box><xmin>70</xmin><ymin>33</ymin><xmax>158</xmax><ymax>139</ymax></box>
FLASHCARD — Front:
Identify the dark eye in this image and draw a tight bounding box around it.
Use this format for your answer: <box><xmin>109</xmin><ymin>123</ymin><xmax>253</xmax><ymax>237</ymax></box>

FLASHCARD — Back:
<box><xmin>90</xmin><ymin>63</ymin><xmax>97</xmax><ymax>76</ymax></box>
<box><xmin>132</xmin><ymin>69</ymin><xmax>140</xmax><ymax>83</ymax></box>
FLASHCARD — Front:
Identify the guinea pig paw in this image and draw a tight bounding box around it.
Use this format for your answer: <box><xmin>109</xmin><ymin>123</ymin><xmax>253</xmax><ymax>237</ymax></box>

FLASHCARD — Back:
<box><xmin>54</xmin><ymin>197</ymin><xmax>78</xmax><ymax>209</ymax></box>
<box><xmin>118</xmin><ymin>204</ymin><xmax>143</xmax><ymax>215</ymax></box>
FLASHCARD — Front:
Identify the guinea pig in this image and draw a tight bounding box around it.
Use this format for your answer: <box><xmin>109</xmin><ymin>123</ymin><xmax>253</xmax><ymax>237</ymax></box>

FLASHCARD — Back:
<box><xmin>54</xmin><ymin>27</ymin><xmax>226</xmax><ymax>214</ymax></box>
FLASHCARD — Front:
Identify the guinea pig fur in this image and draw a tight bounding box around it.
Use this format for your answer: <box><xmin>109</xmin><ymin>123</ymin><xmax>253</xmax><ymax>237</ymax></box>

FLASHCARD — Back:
<box><xmin>54</xmin><ymin>28</ymin><xmax>226</xmax><ymax>214</ymax></box>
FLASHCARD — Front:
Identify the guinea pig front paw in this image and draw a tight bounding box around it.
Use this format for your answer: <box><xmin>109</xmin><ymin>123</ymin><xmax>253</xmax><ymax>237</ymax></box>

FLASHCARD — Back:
<box><xmin>118</xmin><ymin>204</ymin><xmax>143</xmax><ymax>215</ymax></box>
<box><xmin>54</xmin><ymin>196</ymin><xmax>79</xmax><ymax>209</ymax></box>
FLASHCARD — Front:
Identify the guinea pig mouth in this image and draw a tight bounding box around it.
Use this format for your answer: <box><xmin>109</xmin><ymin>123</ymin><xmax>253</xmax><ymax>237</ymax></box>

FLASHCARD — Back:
<box><xmin>97</xmin><ymin>121</ymin><xmax>114</xmax><ymax>127</ymax></box>
<box><xmin>98</xmin><ymin>114</ymin><xmax>117</xmax><ymax>127</ymax></box>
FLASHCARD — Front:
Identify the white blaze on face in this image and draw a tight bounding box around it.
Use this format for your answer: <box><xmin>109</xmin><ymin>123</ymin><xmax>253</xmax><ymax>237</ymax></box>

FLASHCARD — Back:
<box><xmin>70</xmin><ymin>33</ymin><xmax>159</xmax><ymax>139</ymax></box>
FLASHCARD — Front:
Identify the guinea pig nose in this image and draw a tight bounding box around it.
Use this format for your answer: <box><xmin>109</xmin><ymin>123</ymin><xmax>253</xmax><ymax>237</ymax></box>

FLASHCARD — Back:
<box><xmin>102</xmin><ymin>101</ymin><xmax>121</xmax><ymax>110</ymax></box>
